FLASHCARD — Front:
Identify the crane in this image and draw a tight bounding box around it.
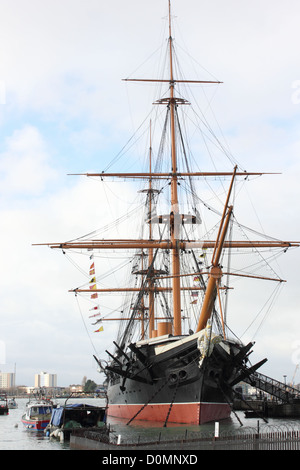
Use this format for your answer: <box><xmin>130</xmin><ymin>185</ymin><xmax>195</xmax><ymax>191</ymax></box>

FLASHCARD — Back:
<box><xmin>290</xmin><ymin>364</ymin><xmax>299</xmax><ymax>387</ymax></box>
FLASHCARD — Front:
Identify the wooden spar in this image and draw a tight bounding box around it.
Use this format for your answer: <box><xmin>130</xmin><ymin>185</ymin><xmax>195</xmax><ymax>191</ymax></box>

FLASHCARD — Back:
<box><xmin>154</xmin><ymin>271</ymin><xmax>286</xmax><ymax>283</ymax></box>
<box><xmin>71</xmin><ymin>286</ymin><xmax>211</xmax><ymax>293</ymax></box>
<box><xmin>68</xmin><ymin>171</ymin><xmax>278</xmax><ymax>178</ymax></box>
<box><xmin>94</xmin><ymin>317</ymin><xmax>173</xmax><ymax>321</ymax></box>
<box><xmin>168</xmin><ymin>1</ymin><xmax>181</xmax><ymax>337</ymax></box>
<box><xmin>35</xmin><ymin>240</ymin><xmax>299</xmax><ymax>249</ymax></box>
<box><xmin>123</xmin><ymin>79</ymin><xmax>223</xmax><ymax>84</ymax></box>
<box><xmin>195</xmin><ymin>167</ymin><xmax>237</xmax><ymax>333</ymax></box>
<box><xmin>211</xmin><ymin>165</ymin><xmax>237</xmax><ymax>263</ymax></box>
<box><xmin>196</xmin><ymin>206</ymin><xmax>233</xmax><ymax>333</ymax></box>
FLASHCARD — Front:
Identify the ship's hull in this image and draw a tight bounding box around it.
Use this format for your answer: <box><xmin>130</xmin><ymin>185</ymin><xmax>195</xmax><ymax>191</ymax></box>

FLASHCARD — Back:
<box><xmin>107</xmin><ymin>378</ymin><xmax>231</xmax><ymax>425</ymax></box>
<box><xmin>105</xmin><ymin>330</ymin><xmax>261</xmax><ymax>425</ymax></box>
<box><xmin>108</xmin><ymin>402</ymin><xmax>231</xmax><ymax>425</ymax></box>
<box><xmin>21</xmin><ymin>416</ymin><xmax>50</xmax><ymax>430</ymax></box>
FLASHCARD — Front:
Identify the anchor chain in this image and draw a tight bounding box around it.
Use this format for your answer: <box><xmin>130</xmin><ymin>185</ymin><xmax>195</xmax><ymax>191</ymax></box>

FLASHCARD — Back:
<box><xmin>163</xmin><ymin>379</ymin><xmax>180</xmax><ymax>427</ymax></box>
<box><xmin>231</xmin><ymin>386</ymin><xmax>268</xmax><ymax>424</ymax></box>
<box><xmin>126</xmin><ymin>377</ymin><xmax>170</xmax><ymax>426</ymax></box>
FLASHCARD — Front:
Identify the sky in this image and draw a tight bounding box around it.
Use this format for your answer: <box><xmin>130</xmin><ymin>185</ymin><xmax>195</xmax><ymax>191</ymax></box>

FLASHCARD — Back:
<box><xmin>0</xmin><ymin>0</ymin><xmax>300</xmax><ymax>388</ymax></box>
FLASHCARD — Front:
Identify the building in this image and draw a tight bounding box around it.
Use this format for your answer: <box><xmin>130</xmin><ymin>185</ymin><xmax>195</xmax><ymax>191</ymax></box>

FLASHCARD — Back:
<box><xmin>34</xmin><ymin>371</ymin><xmax>57</xmax><ymax>388</ymax></box>
<box><xmin>0</xmin><ymin>372</ymin><xmax>15</xmax><ymax>389</ymax></box>
<box><xmin>69</xmin><ymin>384</ymin><xmax>83</xmax><ymax>393</ymax></box>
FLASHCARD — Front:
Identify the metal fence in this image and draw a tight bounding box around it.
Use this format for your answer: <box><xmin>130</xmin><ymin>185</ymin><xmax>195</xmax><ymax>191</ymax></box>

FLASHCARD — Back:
<box><xmin>71</xmin><ymin>423</ymin><xmax>300</xmax><ymax>450</ymax></box>
<box><xmin>199</xmin><ymin>425</ymin><xmax>300</xmax><ymax>450</ymax></box>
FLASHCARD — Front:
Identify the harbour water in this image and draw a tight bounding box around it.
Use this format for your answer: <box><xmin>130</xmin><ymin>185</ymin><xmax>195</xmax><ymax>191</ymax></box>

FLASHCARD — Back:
<box><xmin>1</xmin><ymin>397</ymin><xmax>299</xmax><ymax>450</ymax></box>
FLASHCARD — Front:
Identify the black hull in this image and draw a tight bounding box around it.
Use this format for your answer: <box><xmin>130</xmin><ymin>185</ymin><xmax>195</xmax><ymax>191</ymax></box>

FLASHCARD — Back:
<box><xmin>107</xmin><ymin>366</ymin><xmax>231</xmax><ymax>424</ymax></box>
<box><xmin>105</xmin><ymin>331</ymin><xmax>266</xmax><ymax>424</ymax></box>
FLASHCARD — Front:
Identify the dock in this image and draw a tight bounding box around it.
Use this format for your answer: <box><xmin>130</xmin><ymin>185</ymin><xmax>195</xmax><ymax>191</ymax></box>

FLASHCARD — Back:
<box><xmin>233</xmin><ymin>399</ymin><xmax>300</xmax><ymax>418</ymax></box>
<box><xmin>233</xmin><ymin>370</ymin><xmax>300</xmax><ymax>419</ymax></box>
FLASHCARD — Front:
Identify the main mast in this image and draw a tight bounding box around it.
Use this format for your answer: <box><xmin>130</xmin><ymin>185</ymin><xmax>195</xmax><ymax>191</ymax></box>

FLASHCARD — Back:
<box><xmin>168</xmin><ymin>0</ymin><xmax>182</xmax><ymax>336</ymax></box>
<box><xmin>148</xmin><ymin>121</ymin><xmax>155</xmax><ymax>337</ymax></box>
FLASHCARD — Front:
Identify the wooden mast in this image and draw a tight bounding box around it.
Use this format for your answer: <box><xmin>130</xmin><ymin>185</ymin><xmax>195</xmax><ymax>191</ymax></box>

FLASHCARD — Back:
<box><xmin>196</xmin><ymin>205</ymin><xmax>233</xmax><ymax>332</ymax></box>
<box><xmin>195</xmin><ymin>168</ymin><xmax>237</xmax><ymax>333</ymax></box>
<box><xmin>168</xmin><ymin>0</ymin><xmax>182</xmax><ymax>336</ymax></box>
<box><xmin>148</xmin><ymin>121</ymin><xmax>155</xmax><ymax>338</ymax></box>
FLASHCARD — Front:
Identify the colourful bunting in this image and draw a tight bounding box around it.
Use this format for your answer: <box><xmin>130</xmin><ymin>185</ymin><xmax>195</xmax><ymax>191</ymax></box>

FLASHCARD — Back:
<box><xmin>94</xmin><ymin>326</ymin><xmax>104</xmax><ymax>333</ymax></box>
<box><xmin>89</xmin><ymin>313</ymin><xmax>101</xmax><ymax>318</ymax></box>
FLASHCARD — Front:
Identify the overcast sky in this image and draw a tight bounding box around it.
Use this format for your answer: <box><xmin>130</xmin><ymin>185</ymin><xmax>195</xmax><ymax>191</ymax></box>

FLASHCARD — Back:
<box><xmin>0</xmin><ymin>0</ymin><xmax>300</xmax><ymax>388</ymax></box>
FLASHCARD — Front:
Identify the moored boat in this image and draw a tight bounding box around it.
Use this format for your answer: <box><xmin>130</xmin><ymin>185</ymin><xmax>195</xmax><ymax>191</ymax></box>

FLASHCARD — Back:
<box><xmin>0</xmin><ymin>394</ymin><xmax>9</xmax><ymax>416</ymax></box>
<box><xmin>8</xmin><ymin>398</ymin><xmax>18</xmax><ymax>409</ymax></box>
<box><xmin>45</xmin><ymin>402</ymin><xmax>106</xmax><ymax>441</ymax></box>
<box><xmin>21</xmin><ymin>398</ymin><xmax>54</xmax><ymax>430</ymax></box>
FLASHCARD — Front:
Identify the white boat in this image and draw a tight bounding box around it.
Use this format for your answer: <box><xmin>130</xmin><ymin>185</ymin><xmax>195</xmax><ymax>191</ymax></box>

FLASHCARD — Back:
<box><xmin>8</xmin><ymin>398</ymin><xmax>18</xmax><ymax>409</ymax></box>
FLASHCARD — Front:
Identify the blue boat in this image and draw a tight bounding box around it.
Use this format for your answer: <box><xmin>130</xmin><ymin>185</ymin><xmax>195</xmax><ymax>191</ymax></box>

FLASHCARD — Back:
<box><xmin>45</xmin><ymin>403</ymin><xmax>106</xmax><ymax>441</ymax></box>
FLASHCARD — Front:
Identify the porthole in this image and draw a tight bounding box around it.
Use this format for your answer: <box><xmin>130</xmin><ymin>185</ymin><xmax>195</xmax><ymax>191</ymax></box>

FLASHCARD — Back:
<box><xmin>169</xmin><ymin>373</ymin><xmax>178</xmax><ymax>383</ymax></box>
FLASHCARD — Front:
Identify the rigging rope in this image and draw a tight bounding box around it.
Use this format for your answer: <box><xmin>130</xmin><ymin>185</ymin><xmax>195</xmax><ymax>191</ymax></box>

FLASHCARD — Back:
<box><xmin>117</xmin><ymin>230</ymin><xmax>166</xmax><ymax>348</ymax></box>
<box><xmin>242</xmin><ymin>282</ymin><xmax>284</xmax><ymax>341</ymax></box>
<box><xmin>75</xmin><ymin>294</ymin><xmax>99</xmax><ymax>357</ymax></box>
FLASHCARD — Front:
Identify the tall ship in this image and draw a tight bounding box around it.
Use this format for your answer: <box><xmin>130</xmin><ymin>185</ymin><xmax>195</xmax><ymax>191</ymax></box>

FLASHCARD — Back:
<box><xmin>40</xmin><ymin>2</ymin><xmax>299</xmax><ymax>425</ymax></box>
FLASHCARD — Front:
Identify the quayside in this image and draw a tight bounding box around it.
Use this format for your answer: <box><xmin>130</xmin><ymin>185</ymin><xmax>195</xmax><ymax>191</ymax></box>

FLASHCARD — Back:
<box><xmin>36</xmin><ymin>1</ymin><xmax>299</xmax><ymax>426</ymax></box>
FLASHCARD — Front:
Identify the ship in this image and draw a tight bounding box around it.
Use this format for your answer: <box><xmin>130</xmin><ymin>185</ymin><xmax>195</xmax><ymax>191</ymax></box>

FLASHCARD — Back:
<box><xmin>38</xmin><ymin>1</ymin><xmax>299</xmax><ymax>425</ymax></box>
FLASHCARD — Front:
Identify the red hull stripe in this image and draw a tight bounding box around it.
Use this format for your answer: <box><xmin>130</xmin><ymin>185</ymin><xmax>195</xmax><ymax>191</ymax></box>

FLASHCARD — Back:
<box><xmin>107</xmin><ymin>402</ymin><xmax>231</xmax><ymax>425</ymax></box>
<box><xmin>22</xmin><ymin>419</ymin><xmax>49</xmax><ymax>430</ymax></box>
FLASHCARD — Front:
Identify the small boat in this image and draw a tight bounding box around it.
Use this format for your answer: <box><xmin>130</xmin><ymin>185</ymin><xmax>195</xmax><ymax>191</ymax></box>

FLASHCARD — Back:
<box><xmin>22</xmin><ymin>398</ymin><xmax>54</xmax><ymax>430</ymax></box>
<box><xmin>45</xmin><ymin>402</ymin><xmax>106</xmax><ymax>441</ymax></box>
<box><xmin>0</xmin><ymin>394</ymin><xmax>9</xmax><ymax>415</ymax></box>
<box><xmin>8</xmin><ymin>398</ymin><xmax>18</xmax><ymax>409</ymax></box>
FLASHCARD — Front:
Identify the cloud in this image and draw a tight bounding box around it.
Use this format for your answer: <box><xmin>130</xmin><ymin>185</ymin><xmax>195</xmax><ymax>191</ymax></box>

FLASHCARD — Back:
<box><xmin>0</xmin><ymin>125</ymin><xmax>57</xmax><ymax>198</ymax></box>
<box><xmin>0</xmin><ymin>123</ymin><xmax>138</xmax><ymax>385</ymax></box>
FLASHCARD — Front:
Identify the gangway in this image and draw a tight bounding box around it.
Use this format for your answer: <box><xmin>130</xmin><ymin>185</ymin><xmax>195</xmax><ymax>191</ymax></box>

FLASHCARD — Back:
<box><xmin>244</xmin><ymin>371</ymin><xmax>300</xmax><ymax>403</ymax></box>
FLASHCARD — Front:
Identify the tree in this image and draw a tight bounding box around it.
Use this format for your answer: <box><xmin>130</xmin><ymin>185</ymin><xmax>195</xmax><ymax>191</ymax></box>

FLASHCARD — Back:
<box><xmin>83</xmin><ymin>379</ymin><xmax>97</xmax><ymax>393</ymax></box>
